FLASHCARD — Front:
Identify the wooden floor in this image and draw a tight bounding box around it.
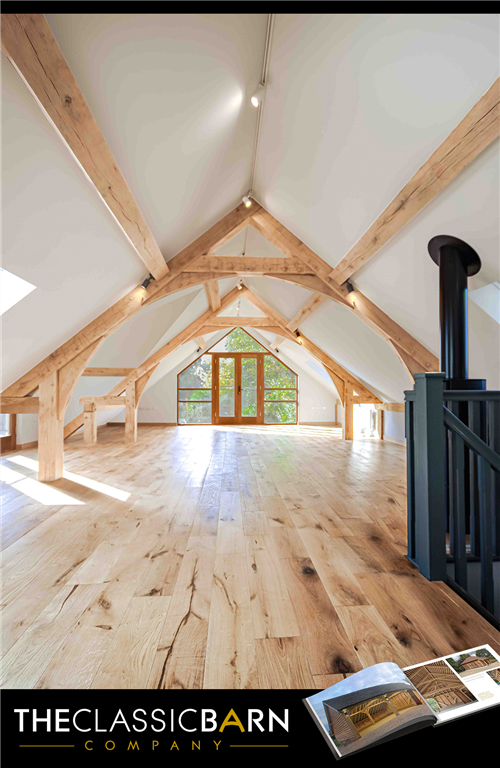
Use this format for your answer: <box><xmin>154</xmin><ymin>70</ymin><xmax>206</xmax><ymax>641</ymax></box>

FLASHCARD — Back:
<box><xmin>1</xmin><ymin>424</ymin><xmax>499</xmax><ymax>689</ymax></box>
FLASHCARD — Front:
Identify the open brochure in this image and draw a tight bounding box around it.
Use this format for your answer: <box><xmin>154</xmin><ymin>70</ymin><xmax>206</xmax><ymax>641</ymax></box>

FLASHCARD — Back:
<box><xmin>304</xmin><ymin>644</ymin><xmax>500</xmax><ymax>758</ymax></box>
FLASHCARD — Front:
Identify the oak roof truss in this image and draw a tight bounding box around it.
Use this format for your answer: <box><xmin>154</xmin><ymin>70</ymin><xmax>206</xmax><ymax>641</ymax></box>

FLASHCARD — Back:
<box><xmin>2</xmin><ymin>13</ymin><xmax>499</xmax><ymax>480</ymax></box>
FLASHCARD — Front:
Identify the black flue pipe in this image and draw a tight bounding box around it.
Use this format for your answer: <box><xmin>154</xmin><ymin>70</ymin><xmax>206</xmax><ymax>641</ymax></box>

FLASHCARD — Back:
<box><xmin>428</xmin><ymin>236</ymin><xmax>485</xmax><ymax>544</ymax></box>
<box><xmin>428</xmin><ymin>235</ymin><xmax>483</xmax><ymax>388</ymax></box>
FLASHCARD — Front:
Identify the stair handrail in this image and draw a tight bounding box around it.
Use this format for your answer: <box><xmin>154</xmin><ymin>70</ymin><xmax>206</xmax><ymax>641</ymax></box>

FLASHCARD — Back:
<box><xmin>443</xmin><ymin>405</ymin><xmax>500</xmax><ymax>472</ymax></box>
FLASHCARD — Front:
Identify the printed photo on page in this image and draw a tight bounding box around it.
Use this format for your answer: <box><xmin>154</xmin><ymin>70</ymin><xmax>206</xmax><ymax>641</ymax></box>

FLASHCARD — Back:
<box><xmin>304</xmin><ymin>663</ymin><xmax>437</xmax><ymax>758</ymax></box>
<box><xmin>403</xmin><ymin>644</ymin><xmax>500</xmax><ymax>725</ymax></box>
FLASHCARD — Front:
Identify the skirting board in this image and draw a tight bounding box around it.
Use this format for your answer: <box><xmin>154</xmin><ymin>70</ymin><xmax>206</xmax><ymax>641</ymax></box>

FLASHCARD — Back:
<box><xmin>109</xmin><ymin>422</ymin><xmax>341</xmax><ymax>428</ymax></box>
<box><xmin>106</xmin><ymin>422</ymin><xmax>177</xmax><ymax>427</ymax></box>
<box><xmin>384</xmin><ymin>434</ymin><xmax>406</xmax><ymax>447</ymax></box>
<box><xmin>2</xmin><ymin>439</ymin><xmax>37</xmax><ymax>454</ymax></box>
<box><xmin>17</xmin><ymin>440</ymin><xmax>37</xmax><ymax>450</ymax></box>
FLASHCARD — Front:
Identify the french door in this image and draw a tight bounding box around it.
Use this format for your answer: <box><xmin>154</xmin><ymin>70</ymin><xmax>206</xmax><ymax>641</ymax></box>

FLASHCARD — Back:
<box><xmin>213</xmin><ymin>354</ymin><xmax>261</xmax><ymax>425</ymax></box>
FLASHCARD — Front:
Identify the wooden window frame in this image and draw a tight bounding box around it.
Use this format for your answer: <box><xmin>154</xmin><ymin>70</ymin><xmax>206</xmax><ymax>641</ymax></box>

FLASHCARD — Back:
<box><xmin>177</xmin><ymin>329</ymin><xmax>299</xmax><ymax>426</ymax></box>
<box><xmin>0</xmin><ymin>414</ymin><xmax>17</xmax><ymax>453</ymax></box>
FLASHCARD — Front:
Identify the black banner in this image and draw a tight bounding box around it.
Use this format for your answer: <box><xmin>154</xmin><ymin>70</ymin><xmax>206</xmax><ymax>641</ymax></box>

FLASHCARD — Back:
<box><xmin>1</xmin><ymin>688</ymin><xmax>495</xmax><ymax>765</ymax></box>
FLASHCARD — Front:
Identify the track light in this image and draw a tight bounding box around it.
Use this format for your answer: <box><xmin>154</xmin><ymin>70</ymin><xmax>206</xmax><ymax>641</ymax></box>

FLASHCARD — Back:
<box><xmin>346</xmin><ymin>281</ymin><xmax>355</xmax><ymax>293</ymax></box>
<box><xmin>141</xmin><ymin>273</ymin><xmax>154</xmax><ymax>290</ymax></box>
<box><xmin>251</xmin><ymin>83</ymin><xmax>265</xmax><ymax>107</ymax></box>
<box><xmin>242</xmin><ymin>190</ymin><xmax>253</xmax><ymax>208</ymax></box>
<box><xmin>237</xmin><ymin>279</ymin><xmax>243</xmax><ymax>290</ymax></box>
<box><xmin>295</xmin><ymin>330</ymin><xmax>302</xmax><ymax>344</ymax></box>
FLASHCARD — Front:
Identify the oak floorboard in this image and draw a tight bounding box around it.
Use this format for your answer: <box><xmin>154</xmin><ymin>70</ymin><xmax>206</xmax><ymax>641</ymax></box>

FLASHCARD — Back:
<box><xmin>91</xmin><ymin>596</ymin><xmax>170</xmax><ymax>689</ymax></box>
<box><xmin>2</xmin><ymin>425</ymin><xmax>498</xmax><ymax>689</ymax></box>
<box><xmin>255</xmin><ymin>637</ymin><xmax>314</xmax><ymax>688</ymax></box>
<box><xmin>204</xmin><ymin>553</ymin><xmax>258</xmax><ymax>689</ymax></box>
<box><xmin>280</xmin><ymin>557</ymin><xmax>362</xmax><ymax>676</ymax></box>
<box><xmin>148</xmin><ymin>544</ymin><xmax>215</xmax><ymax>689</ymax></box>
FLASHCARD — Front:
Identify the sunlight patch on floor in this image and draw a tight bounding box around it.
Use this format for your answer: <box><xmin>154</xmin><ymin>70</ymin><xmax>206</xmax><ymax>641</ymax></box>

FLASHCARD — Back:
<box><xmin>4</xmin><ymin>476</ymin><xmax>85</xmax><ymax>506</ymax></box>
<box><xmin>6</xmin><ymin>455</ymin><xmax>130</xmax><ymax>501</ymax></box>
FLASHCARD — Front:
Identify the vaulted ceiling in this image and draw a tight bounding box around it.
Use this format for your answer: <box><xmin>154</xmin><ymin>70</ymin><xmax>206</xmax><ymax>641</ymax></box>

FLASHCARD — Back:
<box><xmin>2</xmin><ymin>12</ymin><xmax>499</xmax><ymax>423</ymax></box>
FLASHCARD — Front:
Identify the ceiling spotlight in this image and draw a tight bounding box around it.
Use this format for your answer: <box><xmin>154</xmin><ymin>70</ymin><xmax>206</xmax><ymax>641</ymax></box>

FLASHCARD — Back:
<box><xmin>295</xmin><ymin>330</ymin><xmax>302</xmax><ymax>344</ymax></box>
<box><xmin>251</xmin><ymin>83</ymin><xmax>265</xmax><ymax>108</ymax></box>
<box><xmin>141</xmin><ymin>273</ymin><xmax>154</xmax><ymax>290</ymax></box>
<box><xmin>242</xmin><ymin>190</ymin><xmax>253</xmax><ymax>208</ymax></box>
<box><xmin>237</xmin><ymin>279</ymin><xmax>243</xmax><ymax>290</ymax></box>
<box><xmin>346</xmin><ymin>281</ymin><xmax>355</xmax><ymax>293</ymax></box>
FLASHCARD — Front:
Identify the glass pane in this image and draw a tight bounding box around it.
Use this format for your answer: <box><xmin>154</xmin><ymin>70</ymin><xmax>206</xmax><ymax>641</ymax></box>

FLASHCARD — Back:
<box><xmin>241</xmin><ymin>357</ymin><xmax>257</xmax><ymax>417</ymax></box>
<box><xmin>219</xmin><ymin>357</ymin><xmax>235</xmax><ymax>417</ymax></box>
<box><xmin>178</xmin><ymin>354</ymin><xmax>212</xmax><ymax>388</ymax></box>
<box><xmin>264</xmin><ymin>402</ymin><xmax>297</xmax><ymax>424</ymax></box>
<box><xmin>0</xmin><ymin>414</ymin><xmax>11</xmax><ymax>437</ymax></box>
<box><xmin>179</xmin><ymin>402</ymin><xmax>212</xmax><ymax>424</ymax></box>
<box><xmin>178</xmin><ymin>389</ymin><xmax>212</xmax><ymax>401</ymax></box>
<box><xmin>264</xmin><ymin>389</ymin><xmax>296</xmax><ymax>401</ymax></box>
<box><xmin>210</xmin><ymin>327</ymin><xmax>267</xmax><ymax>353</ymax></box>
<box><xmin>264</xmin><ymin>355</ymin><xmax>296</xmax><ymax>388</ymax></box>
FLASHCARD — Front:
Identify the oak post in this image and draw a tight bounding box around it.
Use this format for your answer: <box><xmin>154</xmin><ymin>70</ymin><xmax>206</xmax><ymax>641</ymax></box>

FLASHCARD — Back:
<box><xmin>83</xmin><ymin>403</ymin><xmax>97</xmax><ymax>446</ymax></box>
<box><xmin>343</xmin><ymin>385</ymin><xmax>354</xmax><ymax>441</ymax></box>
<box><xmin>125</xmin><ymin>383</ymin><xmax>137</xmax><ymax>446</ymax></box>
<box><xmin>38</xmin><ymin>371</ymin><xmax>63</xmax><ymax>481</ymax></box>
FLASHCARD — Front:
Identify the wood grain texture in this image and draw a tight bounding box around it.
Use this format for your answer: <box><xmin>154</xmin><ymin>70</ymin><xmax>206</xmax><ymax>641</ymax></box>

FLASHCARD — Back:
<box><xmin>0</xmin><ymin>397</ymin><xmax>39</xmax><ymax>414</ymax></box>
<box><xmin>83</xmin><ymin>368</ymin><xmax>135</xmax><ymax>377</ymax></box>
<box><xmin>287</xmin><ymin>292</ymin><xmax>328</xmax><ymax>331</ymax></box>
<box><xmin>205</xmin><ymin>280</ymin><xmax>221</xmax><ymax>311</ymax></box>
<box><xmin>2</xmin><ymin>423</ymin><xmax>498</xmax><ymax>688</ymax></box>
<box><xmin>65</xmin><ymin>285</ymin><xmax>246</xmax><ymax>439</ymax></box>
<box><xmin>186</xmin><ymin>256</ymin><xmax>313</xmax><ymax>274</ymax></box>
<box><xmin>330</xmin><ymin>78</ymin><xmax>500</xmax><ymax>283</ymax></box>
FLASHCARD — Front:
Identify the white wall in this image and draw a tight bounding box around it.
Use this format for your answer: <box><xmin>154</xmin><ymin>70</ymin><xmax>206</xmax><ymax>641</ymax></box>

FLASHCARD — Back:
<box><xmin>110</xmin><ymin>350</ymin><xmax>338</xmax><ymax>425</ymax></box>
<box><xmin>384</xmin><ymin>411</ymin><xmax>406</xmax><ymax>442</ymax></box>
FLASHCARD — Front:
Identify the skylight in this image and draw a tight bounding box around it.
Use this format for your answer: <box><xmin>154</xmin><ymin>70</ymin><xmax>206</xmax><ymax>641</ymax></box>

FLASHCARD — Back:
<box><xmin>0</xmin><ymin>268</ymin><xmax>36</xmax><ymax>315</ymax></box>
<box><xmin>469</xmin><ymin>282</ymin><xmax>500</xmax><ymax>325</ymax></box>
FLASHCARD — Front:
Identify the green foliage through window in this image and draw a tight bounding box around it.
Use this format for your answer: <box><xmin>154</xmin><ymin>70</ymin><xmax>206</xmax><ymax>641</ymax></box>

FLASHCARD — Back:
<box><xmin>178</xmin><ymin>338</ymin><xmax>298</xmax><ymax>424</ymax></box>
<box><xmin>178</xmin><ymin>355</ymin><xmax>212</xmax><ymax>388</ymax></box>
<box><xmin>211</xmin><ymin>327</ymin><xmax>267</xmax><ymax>353</ymax></box>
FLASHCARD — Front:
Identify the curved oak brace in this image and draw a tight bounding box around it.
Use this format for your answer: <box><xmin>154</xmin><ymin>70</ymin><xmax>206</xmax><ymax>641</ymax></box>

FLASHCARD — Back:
<box><xmin>64</xmin><ymin>286</ymin><xmax>246</xmax><ymax>439</ymax></box>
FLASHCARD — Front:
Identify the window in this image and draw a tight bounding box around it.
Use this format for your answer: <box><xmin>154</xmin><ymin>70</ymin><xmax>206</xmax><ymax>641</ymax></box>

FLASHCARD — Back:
<box><xmin>264</xmin><ymin>354</ymin><xmax>297</xmax><ymax>424</ymax></box>
<box><xmin>469</xmin><ymin>281</ymin><xmax>500</xmax><ymax>324</ymax></box>
<box><xmin>177</xmin><ymin>330</ymin><xmax>298</xmax><ymax>425</ymax></box>
<box><xmin>178</xmin><ymin>354</ymin><xmax>212</xmax><ymax>423</ymax></box>
<box><xmin>210</xmin><ymin>327</ymin><xmax>267</xmax><ymax>353</ymax></box>
<box><xmin>0</xmin><ymin>268</ymin><xmax>36</xmax><ymax>315</ymax></box>
<box><xmin>0</xmin><ymin>414</ymin><xmax>16</xmax><ymax>453</ymax></box>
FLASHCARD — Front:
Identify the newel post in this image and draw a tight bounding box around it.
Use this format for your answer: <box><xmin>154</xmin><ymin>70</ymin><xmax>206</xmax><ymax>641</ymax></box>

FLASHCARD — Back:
<box><xmin>412</xmin><ymin>372</ymin><xmax>447</xmax><ymax>581</ymax></box>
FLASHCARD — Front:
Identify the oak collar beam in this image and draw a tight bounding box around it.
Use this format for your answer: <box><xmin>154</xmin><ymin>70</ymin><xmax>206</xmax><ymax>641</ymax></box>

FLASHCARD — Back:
<box><xmin>185</xmin><ymin>256</ymin><xmax>313</xmax><ymax>274</ymax></box>
<box><xmin>83</xmin><ymin>368</ymin><xmax>135</xmax><ymax>377</ymax></box>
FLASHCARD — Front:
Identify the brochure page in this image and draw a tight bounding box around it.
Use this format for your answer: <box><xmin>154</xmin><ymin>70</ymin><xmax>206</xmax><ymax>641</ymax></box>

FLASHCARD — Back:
<box><xmin>403</xmin><ymin>644</ymin><xmax>500</xmax><ymax>725</ymax></box>
<box><xmin>304</xmin><ymin>662</ymin><xmax>437</xmax><ymax>758</ymax></box>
